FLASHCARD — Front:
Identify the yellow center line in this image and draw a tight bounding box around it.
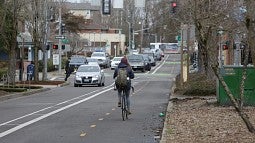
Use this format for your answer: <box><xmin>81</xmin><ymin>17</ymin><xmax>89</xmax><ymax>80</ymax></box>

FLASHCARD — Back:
<box><xmin>90</xmin><ymin>125</ymin><xmax>96</xmax><ymax>128</ymax></box>
<box><xmin>80</xmin><ymin>131</ymin><xmax>86</xmax><ymax>137</ymax></box>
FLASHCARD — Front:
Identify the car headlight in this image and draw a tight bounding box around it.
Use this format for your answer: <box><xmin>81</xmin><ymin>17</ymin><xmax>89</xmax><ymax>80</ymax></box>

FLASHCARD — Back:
<box><xmin>93</xmin><ymin>75</ymin><xmax>99</xmax><ymax>78</ymax></box>
<box><xmin>75</xmin><ymin>75</ymin><xmax>80</xmax><ymax>78</ymax></box>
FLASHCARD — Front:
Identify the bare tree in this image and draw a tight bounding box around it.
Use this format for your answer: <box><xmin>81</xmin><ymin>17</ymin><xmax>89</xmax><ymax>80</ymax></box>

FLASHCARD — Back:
<box><xmin>178</xmin><ymin>0</ymin><xmax>255</xmax><ymax>133</ymax></box>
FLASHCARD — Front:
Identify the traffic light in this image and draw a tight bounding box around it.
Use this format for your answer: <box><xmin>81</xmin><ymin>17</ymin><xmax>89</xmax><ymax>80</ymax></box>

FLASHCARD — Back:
<box><xmin>223</xmin><ymin>44</ymin><xmax>228</xmax><ymax>50</ymax></box>
<box><xmin>53</xmin><ymin>44</ymin><xmax>58</xmax><ymax>49</ymax></box>
<box><xmin>61</xmin><ymin>23</ymin><xmax>66</xmax><ymax>34</ymax></box>
<box><xmin>102</xmin><ymin>0</ymin><xmax>111</xmax><ymax>15</ymax></box>
<box><xmin>223</xmin><ymin>41</ymin><xmax>230</xmax><ymax>50</ymax></box>
<box><xmin>171</xmin><ymin>1</ymin><xmax>177</xmax><ymax>14</ymax></box>
<box><xmin>46</xmin><ymin>44</ymin><xmax>50</xmax><ymax>50</ymax></box>
<box><xmin>62</xmin><ymin>45</ymin><xmax>65</xmax><ymax>50</ymax></box>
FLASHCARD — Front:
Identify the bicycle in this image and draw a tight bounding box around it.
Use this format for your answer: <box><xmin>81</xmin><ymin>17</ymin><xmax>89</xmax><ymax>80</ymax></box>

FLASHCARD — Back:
<box><xmin>120</xmin><ymin>89</ymin><xmax>128</xmax><ymax>121</ymax></box>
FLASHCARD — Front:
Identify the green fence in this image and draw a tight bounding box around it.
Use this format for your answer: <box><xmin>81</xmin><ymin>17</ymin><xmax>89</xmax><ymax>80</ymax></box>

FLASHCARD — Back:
<box><xmin>217</xmin><ymin>66</ymin><xmax>255</xmax><ymax>106</ymax></box>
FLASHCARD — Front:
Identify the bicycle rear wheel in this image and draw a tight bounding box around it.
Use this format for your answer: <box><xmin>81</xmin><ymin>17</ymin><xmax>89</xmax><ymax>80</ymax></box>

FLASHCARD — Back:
<box><xmin>121</xmin><ymin>91</ymin><xmax>128</xmax><ymax>121</ymax></box>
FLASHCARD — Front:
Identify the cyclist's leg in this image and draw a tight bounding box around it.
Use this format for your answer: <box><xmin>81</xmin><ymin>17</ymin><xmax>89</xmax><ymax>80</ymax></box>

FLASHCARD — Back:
<box><xmin>125</xmin><ymin>88</ymin><xmax>131</xmax><ymax>113</ymax></box>
<box><xmin>117</xmin><ymin>88</ymin><xmax>122</xmax><ymax>107</ymax></box>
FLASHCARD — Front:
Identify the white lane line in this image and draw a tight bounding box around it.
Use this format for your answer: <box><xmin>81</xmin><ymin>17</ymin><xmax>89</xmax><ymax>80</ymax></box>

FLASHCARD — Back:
<box><xmin>151</xmin><ymin>55</ymin><xmax>169</xmax><ymax>75</ymax></box>
<box><xmin>0</xmin><ymin>87</ymin><xmax>113</xmax><ymax>138</ymax></box>
<box><xmin>0</xmin><ymin>84</ymin><xmax>114</xmax><ymax>127</ymax></box>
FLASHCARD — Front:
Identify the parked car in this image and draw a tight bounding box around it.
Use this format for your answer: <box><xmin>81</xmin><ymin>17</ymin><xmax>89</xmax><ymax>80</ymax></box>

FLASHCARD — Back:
<box><xmin>91</xmin><ymin>52</ymin><xmax>111</xmax><ymax>68</ymax></box>
<box><xmin>127</xmin><ymin>54</ymin><xmax>146</xmax><ymax>72</ymax></box>
<box><xmin>142</xmin><ymin>54</ymin><xmax>151</xmax><ymax>71</ymax></box>
<box><xmin>69</xmin><ymin>56</ymin><xmax>88</xmax><ymax>73</ymax></box>
<box><xmin>74</xmin><ymin>64</ymin><xmax>105</xmax><ymax>87</ymax></box>
<box><xmin>110</xmin><ymin>56</ymin><xmax>123</xmax><ymax>70</ymax></box>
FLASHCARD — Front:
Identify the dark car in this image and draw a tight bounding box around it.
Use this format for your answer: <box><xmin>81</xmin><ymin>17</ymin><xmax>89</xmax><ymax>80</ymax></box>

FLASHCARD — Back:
<box><xmin>127</xmin><ymin>54</ymin><xmax>146</xmax><ymax>72</ymax></box>
<box><xmin>69</xmin><ymin>56</ymin><xmax>88</xmax><ymax>73</ymax></box>
<box><xmin>148</xmin><ymin>56</ymin><xmax>156</xmax><ymax>66</ymax></box>
<box><xmin>142</xmin><ymin>54</ymin><xmax>151</xmax><ymax>71</ymax></box>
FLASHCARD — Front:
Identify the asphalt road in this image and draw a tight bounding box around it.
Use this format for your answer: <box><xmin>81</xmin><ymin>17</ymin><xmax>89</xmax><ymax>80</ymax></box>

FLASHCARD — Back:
<box><xmin>0</xmin><ymin>54</ymin><xmax>181</xmax><ymax>143</ymax></box>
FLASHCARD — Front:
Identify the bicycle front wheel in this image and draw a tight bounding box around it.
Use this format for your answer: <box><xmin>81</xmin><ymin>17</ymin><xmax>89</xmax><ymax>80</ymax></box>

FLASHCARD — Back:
<box><xmin>121</xmin><ymin>91</ymin><xmax>128</xmax><ymax>121</ymax></box>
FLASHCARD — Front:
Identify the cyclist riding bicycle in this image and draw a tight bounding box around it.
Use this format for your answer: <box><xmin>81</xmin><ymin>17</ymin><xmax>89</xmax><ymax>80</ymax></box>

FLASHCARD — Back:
<box><xmin>113</xmin><ymin>57</ymin><xmax>134</xmax><ymax>114</ymax></box>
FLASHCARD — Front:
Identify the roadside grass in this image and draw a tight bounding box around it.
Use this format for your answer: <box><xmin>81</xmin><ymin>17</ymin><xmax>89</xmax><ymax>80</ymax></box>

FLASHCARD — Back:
<box><xmin>174</xmin><ymin>72</ymin><xmax>216</xmax><ymax>96</ymax></box>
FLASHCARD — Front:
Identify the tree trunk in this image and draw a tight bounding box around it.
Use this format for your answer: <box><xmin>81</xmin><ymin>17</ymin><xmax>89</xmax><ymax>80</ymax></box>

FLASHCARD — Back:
<box><xmin>8</xmin><ymin>0</ymin><xmax>18</xmax><ymax>85</ymax></box>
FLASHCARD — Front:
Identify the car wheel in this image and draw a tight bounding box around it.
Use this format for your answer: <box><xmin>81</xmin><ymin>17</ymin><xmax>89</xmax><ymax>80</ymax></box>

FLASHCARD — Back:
<box><xmin>141</xmin><ymin>68</ymin><xmax>145</xmax><ymax>72</ymax></box>
<box><xmin>102</xmin><ymin>82</ymin><xmax>105</xmax><ymax>86</ymax></box>
<box><xmin>74</xmin><ymin>83</ymin><xmax>78</xmax><ymax>87</ymax></box>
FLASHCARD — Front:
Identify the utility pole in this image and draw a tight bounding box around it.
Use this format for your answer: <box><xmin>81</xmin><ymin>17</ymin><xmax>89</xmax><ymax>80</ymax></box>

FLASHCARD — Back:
<box><xmin>42</xmin><ymin>0</ymin><xmax>49</xmax><ymax>80</ymax></box>
<box><xmin>186</xmin><ymin>24</ymin><xmax>190</xmax><ymax>81</ymax></box>
<box><xmin>180</xmin><ymin>24</ymin><xmax>184</xmax><ymax>87</ymax></box>
<box><xmin>58</xmin><ymin>1</ymin><xmax>62</xmax><ymax>75</ymax></box>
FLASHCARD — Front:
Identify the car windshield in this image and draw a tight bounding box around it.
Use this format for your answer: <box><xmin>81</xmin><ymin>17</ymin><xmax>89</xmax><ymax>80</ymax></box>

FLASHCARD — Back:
<box><xmin>143</xmin><ymin>52</ymin><xmax>154</xmax><ymax>57</ymax></box>
<box><xmin>112</xmin><ymin>57</ymin><xmax>122</xmax><ymax>61</ymax></box>
<box><xmin>77</xmin><ymin>66</ymin><xmax>100</xmax><ymax>72</ymax></box>
<box><xmin>87</xmin><ymin>58</ymin><xmax>98</xmax><ymax>62</ymax></box>
<box><xmin>70</xmin><ymin>57</ymin><xmax>85</xmax><ymax>63</ymax></box>
<box><xmin>92</xmin><ymin>53</ymin><xmax>105</xmax><ymax>57</ymax></box>
<box><xmin>127</xmin><ymin>55</ymin><xmax>143</xmax><ymax>62</ymax></box>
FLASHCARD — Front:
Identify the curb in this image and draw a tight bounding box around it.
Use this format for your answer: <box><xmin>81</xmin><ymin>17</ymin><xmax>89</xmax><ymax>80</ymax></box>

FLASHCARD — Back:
<box><xmin>0</xmin><ymin>88</ymin><xmax>51</xmax><ymax>102</ymax></box>
<box><xmin>0</xmin><ymin>82</ymin><xmax>70</xmax><ymax>102</ymax></box>
<box><xmin>160</xmin><ymin>79</ymin><xmax>176</xmax><ymax>143</ymax></box>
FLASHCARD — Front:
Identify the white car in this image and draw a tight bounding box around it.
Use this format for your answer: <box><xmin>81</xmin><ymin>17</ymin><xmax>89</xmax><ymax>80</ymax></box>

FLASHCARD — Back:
<box><xmin>110</xmin><ymin>57</ymin><xmax>123</xmax><ymax>70</ymax></box>
<box><xmin>86</xmin><ymin>57</ymin><xmax>99</xmax><ymax>65</ymax></box>
<box><xmin>91</xmin><ymin>52</ymin><xmax>111</xmax><ymax>68</ymax></box>
<box><xmin>74</xmin><ymin>64</ymin><xmax>105</xmax><ymax>87</ymax></box>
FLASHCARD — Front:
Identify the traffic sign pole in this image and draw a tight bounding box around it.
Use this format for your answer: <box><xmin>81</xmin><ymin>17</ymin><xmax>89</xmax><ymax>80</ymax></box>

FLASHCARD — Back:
<box><xmin>58</xmin><ymin>2</ymin><xmax>62</xmax><ymax>75</ymax></box>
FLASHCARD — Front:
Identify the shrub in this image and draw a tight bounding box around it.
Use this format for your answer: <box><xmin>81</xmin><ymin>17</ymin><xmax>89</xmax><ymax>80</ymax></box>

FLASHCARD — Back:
<box><xmin>38</xmin><ymin>59</ymin><xmax>57</xmax><ymax>72</ymax></box>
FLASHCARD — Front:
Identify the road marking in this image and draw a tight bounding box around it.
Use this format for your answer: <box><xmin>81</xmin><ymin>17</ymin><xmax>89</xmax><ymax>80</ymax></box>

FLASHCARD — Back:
<box><xmin>0</xmin><ymin>84</ymin><xmax>115</xmax><ymax>128</ymax></box>
<box><xmin>98</xmin><ymin>118</ymin><xmax>104</xmax><ymax>121</ymax></box>
<box><xmin>90</xmin><ymin>125</ymin><xmax>96</xmax><ymax>128</ymax></box>
<box><xmin>0</xmin><ymin>87</ymin><xmax>113</xmax><ymax>138</ymax></box>
<box><xmin>80</xmin><ymin>131</ymin><xmax>86</xmax><ymax>137</ymax></box>
<box><xmin>105</xmin><ymin>113</ymin><xmax>110</xmax><ymax>115</ymax></box>
<box><xmin>151</xmin><ymin>55</ymin><xmax>169</xmax><ymax>75</ymax></box>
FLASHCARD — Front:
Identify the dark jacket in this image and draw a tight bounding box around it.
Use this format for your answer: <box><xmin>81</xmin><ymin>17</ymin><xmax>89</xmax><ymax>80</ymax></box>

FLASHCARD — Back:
<box><xmin>113</xmin><ymin>62</ymin><xmax>134</xmax><ymax>90</ymax></box>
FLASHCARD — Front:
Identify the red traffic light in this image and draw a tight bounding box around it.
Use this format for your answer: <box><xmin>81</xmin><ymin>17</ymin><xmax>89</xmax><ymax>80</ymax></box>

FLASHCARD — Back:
<box><xmin>172</xmin><ymin>2</ymin><xmax>177</xmax><ymax>7</ymax></box>
<box><xmin>53</xmin><ymin>44</ymin><xmax>58</xmax><ymax>49</ymax></box>
<box><xmin>223</xmin><ymin>45</ymin><xmax>228</xmax><ymax>50</ymax></box>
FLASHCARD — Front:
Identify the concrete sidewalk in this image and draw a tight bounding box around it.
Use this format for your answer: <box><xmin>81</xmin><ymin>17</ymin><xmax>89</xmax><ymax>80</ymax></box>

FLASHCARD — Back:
<box><xmin>15</xmin><ymin>70</ymin><xmax>66</xmax><ymax>82</ymax></box>
<box><xmin>0</xmin><ymin>70</ymin><xmax>69</xmax><ymax>102</ymax></box>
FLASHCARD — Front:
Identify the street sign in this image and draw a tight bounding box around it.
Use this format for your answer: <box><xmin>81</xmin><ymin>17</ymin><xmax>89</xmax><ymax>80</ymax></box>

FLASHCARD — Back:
<box><xmin>55</xmin><ymin>35</ymin><xmax>65</xmax><ymax>39</ymax></box>
<box><xmin>53</xmin><ymin>54</ymin><xmax>59</xmax><ymax>65</ymax></box>
<box><xmin>62</xmin><ymin>39</ymin><xmax>69</xmax><ymax>44</ymax></box>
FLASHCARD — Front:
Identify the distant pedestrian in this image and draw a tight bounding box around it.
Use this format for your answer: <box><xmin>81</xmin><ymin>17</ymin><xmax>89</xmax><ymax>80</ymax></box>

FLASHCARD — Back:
<box><xmin>27</xmin><ymin>61</ymin><xmax>35</xmax><ymax>81</ymax></box>
<box><xmin>65</xmin><ymin>59</ymin><xmax>71</xmax><ymax>81</ymax></box>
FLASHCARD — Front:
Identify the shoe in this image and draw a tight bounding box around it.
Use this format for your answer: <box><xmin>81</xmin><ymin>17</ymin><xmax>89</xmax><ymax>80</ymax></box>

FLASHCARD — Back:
<box><xmin>118</xmin><ymin>102</ymin><xmax>121</xmax><ymax>107</ymax></box>
<box><xmin>127</xmin><ymin>110</ymin><xmax>131</xmax><ymax>115</ymax></box>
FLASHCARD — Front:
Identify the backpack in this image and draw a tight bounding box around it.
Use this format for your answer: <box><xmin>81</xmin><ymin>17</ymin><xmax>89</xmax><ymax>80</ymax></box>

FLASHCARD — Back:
<box><xmin>115</xmin><ymin>68</ymin><xmax>128</xmax><ymax>89</ymax></box>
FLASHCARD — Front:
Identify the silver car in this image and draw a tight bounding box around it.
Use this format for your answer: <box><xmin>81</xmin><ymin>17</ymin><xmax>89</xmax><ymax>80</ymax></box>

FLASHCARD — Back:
<box><xmin>74</xmin><ymin>64</ymin><xmax>105</xmax><ymax>87</ymax></box>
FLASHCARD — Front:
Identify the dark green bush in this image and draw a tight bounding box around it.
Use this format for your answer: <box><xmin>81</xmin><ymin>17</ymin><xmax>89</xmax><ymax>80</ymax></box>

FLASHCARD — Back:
<box><xmin>0</xmin><ymin>68</ymin><xmax>7</xmax><ymax>78</ymax></box>
<box><xmin>0</xmin><ymin>85</ymin><xmax>43</xmax><ymax>89</ymax></box>
<box><xmin>0</xmin><ymin>88</ymin><xmax>27</xmax><ymax>92</ymax></box>
<box><xmin>38</xmin><ymin>59</ymin><xmax>57</xmax><ymax>72</ymax></box>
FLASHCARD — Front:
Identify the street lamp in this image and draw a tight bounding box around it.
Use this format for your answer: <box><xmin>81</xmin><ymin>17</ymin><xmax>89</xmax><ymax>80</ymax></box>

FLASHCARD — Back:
<box><xmin>93</xmin><ymin>32</ymin><xmax>96</xmax><ymax>48</ymax></box>
<box><xmin>218</xmin><ymin>29</ymin><xmax>224</xmax><ymax>68</ymax></box>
